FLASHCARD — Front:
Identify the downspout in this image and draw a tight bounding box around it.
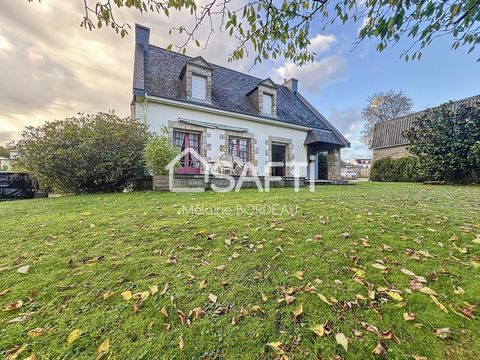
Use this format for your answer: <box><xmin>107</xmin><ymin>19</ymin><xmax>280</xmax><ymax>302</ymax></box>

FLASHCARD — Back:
<box><xmin>143</xmin><ymin>93</ymin><xmax>148</xmax><ymax>125</ymax></box>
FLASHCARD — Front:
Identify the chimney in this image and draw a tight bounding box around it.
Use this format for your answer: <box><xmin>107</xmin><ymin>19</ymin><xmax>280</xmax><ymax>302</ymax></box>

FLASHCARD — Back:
<box><xmin>135</xmin><ymin>24</ymin><xmax>150</xmax><ymax>50</ymax></box>
<box><xmin>284</xmin><ymin>78</ymin><xmax>298</xmax><ymax>93</ymax></box>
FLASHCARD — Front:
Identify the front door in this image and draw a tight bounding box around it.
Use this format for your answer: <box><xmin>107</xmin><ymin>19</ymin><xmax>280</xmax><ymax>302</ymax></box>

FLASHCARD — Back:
<box><xmin>173</xmin><ymin>130</ymin><xmax>201</xmax><ymax>174</ymax></box>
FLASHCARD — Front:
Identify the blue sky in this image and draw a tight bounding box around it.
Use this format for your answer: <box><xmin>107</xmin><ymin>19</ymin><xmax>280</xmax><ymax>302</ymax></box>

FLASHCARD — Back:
<box><xmin>0</xmin><ymin>0</ymin><xmax>478</xmax><ymax>160</ymax></box>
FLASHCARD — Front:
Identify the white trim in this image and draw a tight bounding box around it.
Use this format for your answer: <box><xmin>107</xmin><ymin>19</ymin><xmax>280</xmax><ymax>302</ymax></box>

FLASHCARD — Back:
<box><xmin>144</xmin><ymin>94</ymin><xmax>311</xmax><ymax>131</ymax></box>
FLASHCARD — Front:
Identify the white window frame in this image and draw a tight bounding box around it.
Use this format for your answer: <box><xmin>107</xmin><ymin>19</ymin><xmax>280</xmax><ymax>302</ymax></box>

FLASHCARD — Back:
<box><xmin>262</xmin><ymin>93</ymin><xmax>273</xmax><ymax>115</ymax></box>
<box><xmin>191</xmin><ymin>74</ymin><xmax>207</xmax><ymax>101</ymax></box>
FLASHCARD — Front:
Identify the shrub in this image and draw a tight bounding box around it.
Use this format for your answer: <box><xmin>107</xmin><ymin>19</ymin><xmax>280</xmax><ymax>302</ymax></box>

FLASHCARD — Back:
<box><xmin>13</xmin><ymin>112</ymin><xmax>149</xmax><ymax>193</ymax></box>
<box><xmin>370</xmin><ymin>156</ymin><xmax>424</xmax><ymax>182</ymax></box>
<box><xmin>144</xmin><ymin>129</ymin><xmax>180</xmax><ymax>175</ymax></box>
<box><xmin>405</xmin><ymin>101</ymin><xmax>480</xmax><ymax>183</ymax></box>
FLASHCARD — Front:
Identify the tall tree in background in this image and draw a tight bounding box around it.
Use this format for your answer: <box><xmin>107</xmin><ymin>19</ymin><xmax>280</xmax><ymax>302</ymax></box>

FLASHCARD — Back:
<box><xmin>361</xmin><ymin>90</ymin><xmax>413</xmax><ymax>149</ymax></box>
<box><xmin>27</xmin><ymin>0</ymin><xmax>480</xmax><ymax>64</ymax></box>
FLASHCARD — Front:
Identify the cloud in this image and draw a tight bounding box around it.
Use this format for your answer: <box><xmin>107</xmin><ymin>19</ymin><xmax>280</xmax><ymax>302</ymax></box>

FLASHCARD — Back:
<box><xmin>309</xmin><ymin>34</ymin><xmax>336</xmax><ymax>54</ymax></box>
<box><xmin>327</xmin><ymin>107</ymin><xmax>361</xmax><ymax>139</ymax></box>
<box><xmin>273</xmin><ymin>55</ymin><xmax>347</xmax><ymax>92</ymax></box>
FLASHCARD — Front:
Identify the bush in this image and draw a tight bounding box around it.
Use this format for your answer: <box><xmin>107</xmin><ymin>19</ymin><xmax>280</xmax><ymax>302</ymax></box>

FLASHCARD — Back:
<box><xmin>13</xmin><ymin>112</ymin><xmax>149</xmax><ymax>193</ymax></box>
<box><xmin>370</xmin><ymin>156</ymin><xmax>424</xmax><ymax>182</ymax></box>
<box><xmin>144</xmin><ymin>129</ymin><xmax>180</xmax><ymax>175</ymax></box>
<box><xmin>405</xmin><ymin>101</ymin><xmax>480</xmax><ymax>183</ymax></box>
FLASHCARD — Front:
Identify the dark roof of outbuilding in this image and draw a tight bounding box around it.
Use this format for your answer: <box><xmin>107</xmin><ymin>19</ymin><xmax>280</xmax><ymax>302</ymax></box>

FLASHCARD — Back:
<box><xmin>372</xmin><ymin>94</ymin><xmax>480</xmax><ymax>149</ymax></box>
<box><xmin>133</xmin><ymin>33</ymin><xmax>350</xmax><ymax>147</ymax></box>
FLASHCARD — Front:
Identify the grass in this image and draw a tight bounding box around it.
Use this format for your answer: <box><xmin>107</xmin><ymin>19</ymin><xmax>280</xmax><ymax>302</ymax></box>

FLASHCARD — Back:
<box><xmin>0</xmin><ymin>182</ymin><xmax>479</xmax><ymax>359</ymax></box>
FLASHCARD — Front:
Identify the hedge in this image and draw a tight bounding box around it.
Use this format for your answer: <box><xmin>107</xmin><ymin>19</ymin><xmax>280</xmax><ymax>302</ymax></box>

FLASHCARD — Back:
<box><xmin>370</xmin><ymin>156</ymin><xmax>425</xmax><ymax>182</ymax></box>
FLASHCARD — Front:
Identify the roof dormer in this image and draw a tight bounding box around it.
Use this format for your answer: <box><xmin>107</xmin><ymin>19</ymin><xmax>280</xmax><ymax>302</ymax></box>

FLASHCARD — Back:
<box><xmin>180</xmin><ymin>56</ymin><xmax>213</xmax><ymax>103</ymax></box>
<box><xmin>247</xmin><ymin>78</ymin><xmax>278</xmax><ymax>117</ymax></box>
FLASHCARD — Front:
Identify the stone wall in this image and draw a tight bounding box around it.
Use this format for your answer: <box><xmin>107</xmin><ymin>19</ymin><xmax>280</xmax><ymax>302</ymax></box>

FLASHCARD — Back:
<box><xmin>327</xmin><ymin>147</ymin><xmax>341</xmax><ymax>180</ymax></box>
<box><xmin>373</xmin><ymin>145</ymin><xmax>409</xmax><ymax>161</ymax></box>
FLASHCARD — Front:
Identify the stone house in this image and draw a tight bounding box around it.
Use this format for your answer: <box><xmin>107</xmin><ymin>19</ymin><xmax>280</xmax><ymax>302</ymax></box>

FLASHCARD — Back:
<box><xmin>372</xmin><ymin>94</ymin><xmax>480</xmax><ymax>161</ymax></box>
<box><xmin>131</xmin><ymin>24</ymin><xmax>350</xmax><ymax>181</ymax></box>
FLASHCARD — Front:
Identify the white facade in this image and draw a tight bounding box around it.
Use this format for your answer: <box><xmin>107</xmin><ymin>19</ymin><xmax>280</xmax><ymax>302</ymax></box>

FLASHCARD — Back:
<box><xmin>134</xmin><ymin>96</ymin><xmax>310</xmax><ymax>177</ymax></box>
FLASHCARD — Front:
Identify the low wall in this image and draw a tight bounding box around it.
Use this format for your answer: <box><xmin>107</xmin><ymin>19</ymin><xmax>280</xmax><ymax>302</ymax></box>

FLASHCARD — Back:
<box><xmin>148</xmin><ymin>174</ymin><xmax>305</xmax><ymax>191</ymax></box>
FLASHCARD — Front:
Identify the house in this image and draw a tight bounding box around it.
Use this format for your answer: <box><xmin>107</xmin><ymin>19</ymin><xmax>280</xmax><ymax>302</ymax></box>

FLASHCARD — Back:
<box><xmin>131</xmin><ymin>24</ymin><xmax>350</xmax><ymax>181</ymax></box>
<box><xmin>349</xmin><ymin>158</ymin><xmax>372</xmax><ymax>169</ymax></box>
<box><xmin>0</xmin><ymin>157</ymin><xmax>11</xmax><ymax>171</ymax></box>
<box><xmin>372</xmin><ymin>94</ymin><xmax>480</xmax><ymax>161</ymax></box>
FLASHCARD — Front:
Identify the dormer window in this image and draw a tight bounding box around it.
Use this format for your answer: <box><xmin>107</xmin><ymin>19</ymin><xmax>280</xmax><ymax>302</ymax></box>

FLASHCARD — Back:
<box><xmin>247</xmin><ymin>78</ymin><xmax>277</xmax><ymax>117</ymax></box>
<box><xmin>262</xmin><ymin>94</ymin><xmax>273</xmax><ymax>115</ymax></box>
<box><xmin>179</xmin><ymin>56</ymin><xmax>213</xmax><ymax>103</ymax></box>
<box><xmin>191</xmin><ymin>74</ymin><xmax>207</xmax><ymax>101</ymax></box>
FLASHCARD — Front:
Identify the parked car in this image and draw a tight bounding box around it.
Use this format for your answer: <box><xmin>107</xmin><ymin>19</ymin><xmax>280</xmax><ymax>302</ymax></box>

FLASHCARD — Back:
<box><xmin>343</xmin><ymin>170</ymin><xmax>357</xmax><ymax>179</ymax></box>
<box><xmin>0</xmin><ymin>172</ymin><xmax>48</xmax><ymax>201</ymax></box>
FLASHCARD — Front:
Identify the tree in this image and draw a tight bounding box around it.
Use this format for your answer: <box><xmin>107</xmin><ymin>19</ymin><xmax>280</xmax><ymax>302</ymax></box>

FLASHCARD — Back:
<box><xmin>360</xmin><ymin>90</ymin><xmax>413</xmax><ymax>149</ymax></box>
<box><xmin>0</xmin><ymin>146</ymin><xmax>9</xmax><ymax>158</ymax></box>
<box><xmin>13</xmin><ymin>112</ymin><xmax>150</xmax><ymax>193</ymax></box>
<box><xmin>28</xmin><ymin>0</ymin><xmax>480</xmax><ymax>63</ymax></box>
<box><xmin>405</xmin><ymin>100</ymin><xmax>480</xmax><ymax>183</ymax></box>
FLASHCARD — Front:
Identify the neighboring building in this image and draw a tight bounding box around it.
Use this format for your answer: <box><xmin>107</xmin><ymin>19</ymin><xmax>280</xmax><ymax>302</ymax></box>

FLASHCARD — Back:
<box><xmin>131</xmin><ymin>24</ymin><xmax>350</xmax><ymax>180</ymax></box>
<box><xmin>349</xmin><ymin>158</ymin><xmax>372</xmax><ymax>169</ymax></box>
<box><xmin>372</xmin><ymin>94</ymin><xmax>480</xmax><ymax>161</ymax></box>
<box><xmin>0</xmin><ymin>157</ymin><xmax>11</xmax><ymax>171</ymax></box>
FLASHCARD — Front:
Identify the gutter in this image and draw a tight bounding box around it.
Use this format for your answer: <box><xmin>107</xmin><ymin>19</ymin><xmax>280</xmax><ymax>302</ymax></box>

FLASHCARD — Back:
<box><xmin>143</xmin><ymin>94</ymin><xmax>312</xmax><ymax>131</ymax></box>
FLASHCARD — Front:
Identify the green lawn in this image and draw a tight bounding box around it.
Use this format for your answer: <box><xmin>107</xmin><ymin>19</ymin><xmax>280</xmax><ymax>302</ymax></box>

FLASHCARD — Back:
<box><xmin>1</xmin><ymin>182</ymin><xmax>479</xmax><ymax>359</ymax></box>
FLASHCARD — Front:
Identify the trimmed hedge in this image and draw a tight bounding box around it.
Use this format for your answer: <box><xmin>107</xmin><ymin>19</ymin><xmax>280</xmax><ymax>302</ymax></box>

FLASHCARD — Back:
<box><xmin>370</xmin><ymin>156</ymin><xmax>425</xmax><ymax>182</ymax></box>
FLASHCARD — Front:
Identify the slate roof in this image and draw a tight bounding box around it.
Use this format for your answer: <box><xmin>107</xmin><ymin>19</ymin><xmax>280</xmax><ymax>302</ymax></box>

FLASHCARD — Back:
<box><xmin>133</xmin><ymin>27</ymin><xmax>350</xmax><ymax>148</ymax></box>
<box><xmin>372</xmin><ymin>94</ymin><xmax>480</xmax><ymax>149</ymax></box>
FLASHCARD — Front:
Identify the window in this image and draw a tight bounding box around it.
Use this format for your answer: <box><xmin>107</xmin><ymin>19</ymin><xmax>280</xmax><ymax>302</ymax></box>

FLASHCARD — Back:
<box><xmin>173</xmin><ymin>130</ymin><xmax>201</xmax><ymax>174</ymax></box>
<box><xmin>228</xmin><ymin>137</ymin><xmax>250</xmax><ymax>162</ymax></box>
<box><xmin>262</xmin><ymin>93</ymin><xmax>273</xmax><ymax>115</ymax></box>
<box><xmin>191</xmin><ymin>74</ymin><xmax>206</xmax><ymax>100</ymax></box>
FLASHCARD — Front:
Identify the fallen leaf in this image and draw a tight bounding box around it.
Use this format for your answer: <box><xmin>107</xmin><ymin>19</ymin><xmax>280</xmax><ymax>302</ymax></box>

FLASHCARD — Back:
<box><xmin>386</xmin><ymin>291</ymin><xmax>403</xmax><ymax>302</ymax></box>
<box><xmin>67</xmin><ymin>329</ymin><xmax>83</xmax><ymax>344</ymax></box>
<box><xmin>160</xmin><ymin>283</ymin><xmax>169</xmax><ymax>295</ymax></box>
<box><xmin>161</xmin><ymin>306</ymin><xmax>169</xmax><ymax>318</ymax></box>
<box><xmin>361</xmin><ymin>322</ymin><xmax>379</xmax><ymax>334</ymax></box>
<box><xmin>96</xmin><ymin>338</ymin><xmax>109</xmax><ymax>360</ymax></box>
<box><xmin>4</xmin><ymin>300</ymin><xmax>23</xmax><ymax>311</ymax></box>
<box><xmin>317</xmin><ymin>293</ymin><xmax>331</xmax><ymax>305</ymax></box>
<box><xmin>121</xmin><ymin>291</ymin><xmax>132</xmax><ymax>301</ymax></box>
<box><xmin>434</xmin><ymin>328</ymin><xmax>450</xmax><ymax>339</ymax></box>
<box><xmin>292</xmin><ymin>304</ymin><xmax>303</xmax><ymax>319</ymax></box>
<box><xmin>6</xmin><ymin>345</ymin><xmax>27</xmax><ymax>360</ymax></box>
<box><xmin>179</xmin><ymin>335</ymin><xmax>185</xmax><ymax>350</ymax></box>
<box><xmin>208</xmin><ymin>293</ymin><xmax>218</xmax><ymax>303</ymax></box>
<box><xmin>403</xmin><ymin>312</ymin><xmax>416</xmax><ymax>321</ymax></box>
<box><xmin>266</xmin><ymin>341</ymin><xmax>284</xmax><ymax>355</ymax></box>
<box><xmin>453</xmin><ymin>286</ymin><xmax>465</xmax><ymax>295</ymax></box>
<box><xmin>430</xmin><ymin>295</ymin><xmax>448</xmax><ymax>313</ymax></box>
<box><xmin>0</xmin><ymin>288</ymin><xmax>11</xmax><ymax>297</ymax></box>
<box><xmin>372</xmin><ymin>343</ymin><xmax>386</xmax><ymax>356</ymax></box>
<box><xmin>336</xmin><ymin>333</ymin><xmax>349</xmax><ymax>351</ymax></box>
<box><xmin>22</xmin><ymin>354</ymin><xmax>38</xmax><ymax>360</ymax></box>
<box><xmin>261</xmin><ymin>292</ymin><xmax>268</xmax><ymax>302</ymax></box>
<box><xmin>400</xmin><ymin>268</ymin><xmax>416</xmax><ymax>277</ymax></box>
<box><xmin>198</xmin><ymin>279</ymin><xmax>208</xmax><ymax>290</ymax></box>
<box><xmin>27</xmin><ymin>327</ymin><xmax>48</xmax><ymax>338</ymax></box>
<box><xmin>285</xmin><ymin>295</ymin><xmax>296</xmax><ymax>304</ymax></box>
<box><xmin>420</xmin><ymin>287</ymin><xmax>437</xmax><ymax>296</ymax></box>
<box><xmin>17</xmin><ymin>265</ymin><xmax>30</xmax><ymax>274</ymax></box>
<box><xmin>372</xmin><ymin>263</ymin><xmax>387</xmax><ymax>271</ymax></box>
<box><xmin>295</xmin><ymin>271</ymin><xmax>304</xmax><ymax>280</ymax></box>
<box><xmin>311</xmin><ymin>324</ymin><xmax>325</xmax><ymax>337</ymax></box>
<box><xmin>149</xmin><ymin>285</ymin><xmax>159</xmax><ymax>295</ymax></box>
<box><xmin>102</xmin><ymin>289</ymin><xmax>114</xmax><ymax>300</ymax></box>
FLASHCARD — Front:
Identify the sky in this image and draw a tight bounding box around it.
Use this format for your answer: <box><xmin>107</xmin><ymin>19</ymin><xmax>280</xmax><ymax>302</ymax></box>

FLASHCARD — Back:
<box><xmin>0</xmin><ymin>1</ymin><xmax>479</xmax><ymax>160</ymax></box>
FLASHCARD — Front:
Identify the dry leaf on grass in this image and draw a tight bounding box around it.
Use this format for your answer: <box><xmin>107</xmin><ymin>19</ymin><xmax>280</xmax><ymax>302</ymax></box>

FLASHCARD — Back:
<box><xmin>121</xmin><ymin>291</ymin><xmax>132</xmax><ymax>301</ymax></box>
<box><xmin>208</xmin><ymin>293</ymin><xmax>218</xmax><ymax>303</ymax></box>
<box><xmin>96</xmin><ymin>338</ymin><xmax>109</xmax><ymax>360</ymax></box>
<box><xmin>4</xmin><ymin>300</ymin><xmax>23</xmax><ymax>311</ymax></box>
<box><xmin>67</xmin><ymin>329</ymin><xmax>83</xmax><ymax>344</ymax></box>
<box><xmin>179</xmin><ymin>335</ymin><xmax>185</xmax><ymax>350</ymax></box>
<box><xmin>403</xmin><ymin>312</ymin><xmax>416</xmax><ymax>321</ymax></box>
<box><xmin>17</xmin><ymin>265</ymin><xmax>30</xmax><ymax>274</ymax></box>
<box><xmin>336</xmin><ymin>333</ymin><xmax>349</xmax><ymax>351</ymax></box>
